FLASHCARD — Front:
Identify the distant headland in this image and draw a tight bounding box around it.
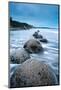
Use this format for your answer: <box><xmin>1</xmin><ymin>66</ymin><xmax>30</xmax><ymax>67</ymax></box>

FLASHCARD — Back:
<box><xmin>9</xmin><ymin>17</ymin><xmax>34</xmax><ymax>30</ymax></box>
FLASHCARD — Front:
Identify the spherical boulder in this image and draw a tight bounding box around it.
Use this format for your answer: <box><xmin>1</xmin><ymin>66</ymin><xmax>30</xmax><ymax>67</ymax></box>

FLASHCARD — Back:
<box><xmin>23</xmin><ymin>39</ymin><xmax>43</xmax><ymax>53</ymax></box>
<box><xmin>10</xmin><ymin>59</ymin><xmax>57</xmax><ymax>88</ymax></box>
<box><xmin>10</xmin><ymin>48</ymin><xmax>30</xmax><ymax>64</ymax></box>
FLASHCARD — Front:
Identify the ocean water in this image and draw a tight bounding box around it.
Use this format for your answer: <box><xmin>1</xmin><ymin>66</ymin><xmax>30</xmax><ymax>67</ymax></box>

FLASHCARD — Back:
<box><xmin>10</xmin><ymin>28</ymin><xmax>59</xmax><ymax>82</ymax></box>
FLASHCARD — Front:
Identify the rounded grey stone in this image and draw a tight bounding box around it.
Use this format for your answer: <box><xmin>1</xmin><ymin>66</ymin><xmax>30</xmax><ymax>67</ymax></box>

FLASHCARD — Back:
<box><xmin>10</xmin><ymin>48</ymin><xmax>30</xmax><ymax>64</ymax></box>
<box><xmin>23</xmin><ymin>39</ymin><xmax>43</xmax><ymax>53</ymax></box>
<box><xmin>10</xmin><ymin>59</ymin><xmax>57</xmax><ymax>88</ymax></box>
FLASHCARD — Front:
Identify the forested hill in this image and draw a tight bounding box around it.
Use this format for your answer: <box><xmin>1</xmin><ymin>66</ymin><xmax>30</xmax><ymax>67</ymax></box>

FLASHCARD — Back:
<box><xmin>10</xmin><ymin>17</ymin><xmax>34</xmax><ymax>29</ymax></box>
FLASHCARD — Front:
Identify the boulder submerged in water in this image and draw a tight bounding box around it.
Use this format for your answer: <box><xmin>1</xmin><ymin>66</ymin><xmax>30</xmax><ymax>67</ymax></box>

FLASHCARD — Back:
<box><xmin>33</xmin><ymin>30</ymin><xmax>43</xmax><ymax>39</ymax></box>
<box><xmin>23</xmin><ymin>39</ymin><xmax>43</xmax><ymax>53</ymax></box>
<box><xmin>39</xmin><ymin>38</ymin><xmax>48</xmax><ymax>43</ymax></box>
<box><xmin>10</xmin><ymin>48</ymin><xmax>30</xmax><ymax>64</ymax></box>
<box><xmin>10</xmin><ymin>59</ymin><xmax>57</xmax><ymax>88</ymax></box>
<box><xmin>33</xmin><ymin>30</ymin><xmax>48</xmax><ymax>43</ymax></box>
<box><xmin>33</xmin><ymin>33</ymin><xmax>43</xmax><ymax>39</ymax></box>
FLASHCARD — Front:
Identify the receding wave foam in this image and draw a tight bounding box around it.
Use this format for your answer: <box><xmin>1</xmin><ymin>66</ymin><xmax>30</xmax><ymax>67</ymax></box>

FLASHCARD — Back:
<box><xmin>10</xmin><ymin>28</ymin><xmax>59</xmax><ymax>81</ymax></box>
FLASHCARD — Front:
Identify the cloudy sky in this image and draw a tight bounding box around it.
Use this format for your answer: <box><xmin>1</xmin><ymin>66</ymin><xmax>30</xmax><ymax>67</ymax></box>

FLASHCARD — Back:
<box><xmin>9</xmin><ymin>2</ymin><xmax>59</xmax><ymax>28</ymax></box>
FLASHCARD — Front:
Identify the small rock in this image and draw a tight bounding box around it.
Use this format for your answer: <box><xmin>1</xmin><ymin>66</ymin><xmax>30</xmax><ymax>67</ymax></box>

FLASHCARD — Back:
<box><xmin>33</xmin><ymin>30</ymin><xmax>43</xmax><ymax>39</ymax></box>
<box><xmin>10</xmin><ymin>59</ymin><xmax>57</xmax><ymax>88</ymax></box>
<box><xmin>40</xmin><ymin>38</ymin><xmax>48</xmax><ymax>43</ymax></box>
<box><xmin>10</xmin><ymin>48</ymin><xmax>30</xmax><ymax>64</ymax></box>
<box><xmin>23</xmin><ymin>39</ymin><xmax>43</xmax><ymax>53</ymax></box>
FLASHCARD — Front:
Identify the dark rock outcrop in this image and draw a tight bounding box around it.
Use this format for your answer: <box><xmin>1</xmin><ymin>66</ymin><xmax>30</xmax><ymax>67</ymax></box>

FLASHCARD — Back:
<box><xmin>33</xmin><ymin>31</ymin><xmax>48</xmax><ymax>43</ymax></box>
<box><xmin>33</xmin><ymin>30</ymin><xmax>43</xmax><ymax>39</ymax></box>
<box><xmin>39</xmin><ymin>38</ymin><xmax>48</xmax><ymax>43</ymax></box>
